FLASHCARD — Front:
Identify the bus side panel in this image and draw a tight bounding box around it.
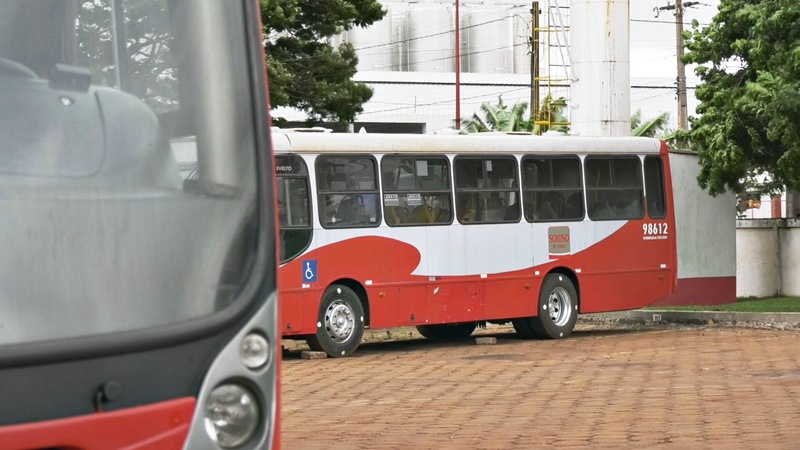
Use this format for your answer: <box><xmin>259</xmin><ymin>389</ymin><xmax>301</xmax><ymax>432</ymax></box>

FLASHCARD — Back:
<box><xmin>278</xmin><ymin>288</ymin><xmax>305</xmax><ymax>335</ymax></box>
<box><xmin>578</xmin><ymin>270</ymin><xmax>673</xmax><ymax>313</ymax></box>
<box><xmin>425</xmin><ymin>282</ymin><xmax>481</xmax><ymax>324</ymax></box>
<box><xmin>396</xmin><ymin>285</ymin><xmax>427</xmax><ymax>326</ymax></box>
<box><xmin>575</xmin><ymin>219</ymin><xmax>676</xmax><ymax>313</ymax></box>
<box><xmin>484</xmin><ymin>277</ymin><xmax>538</xmax><ymax>320</ymax></box>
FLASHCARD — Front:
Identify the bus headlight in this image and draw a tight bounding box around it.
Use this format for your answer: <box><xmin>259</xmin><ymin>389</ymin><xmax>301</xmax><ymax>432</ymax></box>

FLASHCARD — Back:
<box><xmin>240</xmin><ymin>332</ymin><xmax>270</xmax><ymax>370</ymax></box>
<box><xmin>204</xmin><ymin>383</ymin><xmax>260</xmax><ymax>448</ymax></box>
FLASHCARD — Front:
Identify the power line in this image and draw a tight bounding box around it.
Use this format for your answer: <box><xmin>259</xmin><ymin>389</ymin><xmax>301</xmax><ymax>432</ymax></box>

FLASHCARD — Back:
<box><xmin>353</xmin><ymin>17</ymin><xmax>510</xmax><ymax>51</ymax></box>
<box><xmin>358</xmin><ymin>80</ymin><xmax>696</xmax><ymax>90</ymax></box>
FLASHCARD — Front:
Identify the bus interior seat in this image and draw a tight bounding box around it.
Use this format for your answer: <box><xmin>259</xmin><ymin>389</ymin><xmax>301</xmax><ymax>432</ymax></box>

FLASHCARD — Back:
<box><xmin>459</xmin><ymin>193</ymin><xmax>487</xmax><ymax>222</ymax></box>
<box><xmin>564</xmin><ymin>192</ymin><xmax>584</xmax><ymax>218</ymax></box>
<box><xmin>503</xmin><ymin>204</ymin><xmax>520</xmax><ymax>221</ymax></box>
<box><xmin>385</xmin><ymin>206</ymin><xmax>408</xmax><ymax>225</ymax></box>
<box><xmin>409</xmin><ymin>205</ymin><xmax>435</xmax><ymax>224</ymax></box>
<box><xmin>434</xmin><ymin>206</ymin><xmax>451</xmax><ymax>223</ymax></box>
<box><xmin>0</xmin><ymin>57</ymin><xmax>37</xmax><ymax>78</ymax></box>
<box><xmin>0</xmin><ymin>61</ymin><xmax>180</xmax><ymax>189</ymax></box>
<box><xmin>524</xmin><ymin>202</ymin><xmax>534</xmax><ymax>221</ymax></box>
<box><xmin>336</xmin><ymin>196</ymin><xmax>363</xmax><ymax>224</ymax></box>
<box><xmin>535</xmin><ymin>192</ymin><xmax>564</xmax><ymax>220</ymax></box>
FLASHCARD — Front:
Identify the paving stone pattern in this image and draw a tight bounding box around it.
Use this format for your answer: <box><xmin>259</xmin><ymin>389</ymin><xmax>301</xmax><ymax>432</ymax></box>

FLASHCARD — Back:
<box><xmin>281</xmin><ymin>325</ymin><xmax>800</xmax><ymax>449</ymax></box>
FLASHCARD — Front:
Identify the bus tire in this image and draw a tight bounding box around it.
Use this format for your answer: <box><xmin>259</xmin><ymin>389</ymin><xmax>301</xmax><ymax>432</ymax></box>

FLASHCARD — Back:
<box><xmin>306</xmin><ymin>284</ymin><xmax>365</xmax><ymax>357</ymax></box>
<box><xmin>512</xmin><ymin>318</ymin><xmax>535</xmax><ymax>339</ymax></box>
<box><xmin>530</xmin><ymin>273</ymin><xmax>578</xmax><ymax>339</ymax></box>
<box><xmin>416</xmin><ymin>322</ymin><xmax>477</xmax><ymax>340</ymax></box>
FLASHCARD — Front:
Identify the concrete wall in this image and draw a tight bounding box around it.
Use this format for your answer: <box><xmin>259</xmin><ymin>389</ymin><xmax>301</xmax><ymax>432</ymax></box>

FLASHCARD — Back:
<box><xmin>736</xmin><ymin>219</ymin><xmax>800</xmax><ymax>297</ymax></box>
<box><xmin>670</xmin><ymin>153</ymin><xmax>736</xmax><ymax>280</ymax></box>
<box><xmin>654</xmin><ymin>152</ymin><xmax>737</xmax><ymax>306</ymax></box>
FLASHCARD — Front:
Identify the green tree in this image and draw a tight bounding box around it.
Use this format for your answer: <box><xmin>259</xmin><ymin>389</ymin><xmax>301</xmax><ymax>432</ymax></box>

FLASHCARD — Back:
<box><xmin>531</xmin><ymin>95</ymin><xmax>569</xmax><ymax>135</ymax></box>
<box><xmin>461</xmin><ymin>96</ymin><xmax>531</xmax><ymax>133</ymax></box>
<box><xmin>683</xmin><ymin>0</ymin><xmax>800</xmax><ymax>195</ymax></box>
<box><xmin>630</xmin><ymin>109</ymin><xmax>670</xmax><ymax>138</ymax></box>
<box><xmin>261</xmin><ymin>0</ymin><xmax>385</xmax><ymax>125</ymax></box>
<box><xmin>461</xmin><ymin>95</ymin><xmax>568</xmax><ymax>134</ymax></box>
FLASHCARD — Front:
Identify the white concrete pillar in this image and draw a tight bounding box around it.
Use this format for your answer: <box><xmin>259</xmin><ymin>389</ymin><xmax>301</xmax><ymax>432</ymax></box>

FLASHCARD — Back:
<box><xmin>569</xmin><ymin>0</ymin><xmax>631</xmax><ymax>136</ymax></box>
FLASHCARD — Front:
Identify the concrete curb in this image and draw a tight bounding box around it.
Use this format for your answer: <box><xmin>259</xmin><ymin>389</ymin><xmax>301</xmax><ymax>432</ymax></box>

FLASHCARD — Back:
<box><xmin>580</xmin><ymin>310</ymin><xmax>800</xmax><ymax>330</ymax></box>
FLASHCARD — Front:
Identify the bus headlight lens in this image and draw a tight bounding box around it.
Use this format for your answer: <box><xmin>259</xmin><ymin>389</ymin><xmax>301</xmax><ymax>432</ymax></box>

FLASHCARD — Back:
<box><xmin>241</xmin><ymin>332</ymin><xmax>270</xmax><ymax>370</ymax></box>
<box><xmin>204</xmin><ymin>384</ymin><xmax>260</xmax><ymax>448</ymax></box>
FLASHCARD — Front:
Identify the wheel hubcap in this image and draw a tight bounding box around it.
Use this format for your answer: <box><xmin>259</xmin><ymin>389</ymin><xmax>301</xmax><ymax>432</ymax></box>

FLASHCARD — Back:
<box><xmin>325</xmin><ymin>300</ymin><xmax>355</xmax><ymax>343</ymax></box>
<box><xmin>548</xmin><ymin>286</ymin><xmax>572</xmax><ymax>327</ymax></box>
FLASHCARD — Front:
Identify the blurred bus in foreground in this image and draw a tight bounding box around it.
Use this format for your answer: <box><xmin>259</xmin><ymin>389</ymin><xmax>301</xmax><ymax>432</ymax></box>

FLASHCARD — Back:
<box><xmin>0</xmin><ymin>1</ymin><xmax>279</xmax><ymax>448</ymax></box>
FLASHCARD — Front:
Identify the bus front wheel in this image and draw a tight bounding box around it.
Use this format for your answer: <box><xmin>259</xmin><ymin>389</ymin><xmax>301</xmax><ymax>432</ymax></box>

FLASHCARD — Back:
<box><xmin>530</xmin><ymin>273</ymin><xmax>578</xmax><ymax>339</ymax></box>
<box><xmin>306</xmin><ymin>284</ymin><xmax>365</xmax><ymax>357</ymax></box>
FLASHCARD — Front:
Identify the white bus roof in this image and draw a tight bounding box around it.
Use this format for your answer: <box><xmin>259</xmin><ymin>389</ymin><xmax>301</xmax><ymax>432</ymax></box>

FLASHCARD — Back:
<box><xmin>270</xmin><ymin>132</ymin><xmax>663</xmax><ymax>156</ymax></box>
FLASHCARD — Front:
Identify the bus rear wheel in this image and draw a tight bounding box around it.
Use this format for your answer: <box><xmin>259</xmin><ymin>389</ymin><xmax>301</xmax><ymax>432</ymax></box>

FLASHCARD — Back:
<box><xmin>512</xmin><ymin>318</ymin><xmax>535</xmax><ymax>339</ymax></box>
<box><xmin>416</xmin><ymin>322</ymin><xmax>477</xmax><ymax>340</ymax></box>
<box><xmin>306</xmin><ymin>284</ymin><xmax>365</xmax><ymax>357</ymax></box>
<box><xmin>530</xmin><ymin>273</ymin><xmax>578</xmax><ymax>339</ymax></box>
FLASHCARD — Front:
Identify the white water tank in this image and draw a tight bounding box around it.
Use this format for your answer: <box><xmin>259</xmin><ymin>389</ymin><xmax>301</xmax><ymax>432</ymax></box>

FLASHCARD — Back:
<box><xmin>349</xmin><ymin>7</ymin><xmax>394</xmax><ymax>71</ymax></box>
<box><xmin>465</xmin><ymin>6</ymin><xmax>512</xmax><ymax>74</ymax></box>
<box><xmin>570</xmin><ymin>0</ymin><xmax>630</xmax><ymax>136</ymax></box>
<box><xmin>407</xmin><ymin>4</ymin><xmax>454</xmax><ymax>72</ymax></box>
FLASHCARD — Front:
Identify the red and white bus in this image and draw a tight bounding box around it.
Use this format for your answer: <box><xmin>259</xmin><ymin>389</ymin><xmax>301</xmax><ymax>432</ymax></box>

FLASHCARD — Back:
<box><xmin>275</xmin><ymin>130</ymin><xmax>677</xmax><ymax>357</ymax></box>
<box><xmin>0</xmin><ymin>1</ymin><xmax>279</xmax><ymax>449</ymax></box>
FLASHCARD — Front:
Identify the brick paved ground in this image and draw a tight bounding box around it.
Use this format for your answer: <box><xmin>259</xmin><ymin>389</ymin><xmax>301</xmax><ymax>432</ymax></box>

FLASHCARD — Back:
<box><xmin>281</xmin><ymin>325</ymin><xmax>800</xmax><ymax>449</ymax></box>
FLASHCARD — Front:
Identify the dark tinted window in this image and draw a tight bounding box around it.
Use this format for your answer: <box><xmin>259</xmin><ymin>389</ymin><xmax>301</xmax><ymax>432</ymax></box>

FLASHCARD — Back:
<box><xmin>585</xmin><ymin>157</ymin><xmax>644</xmax><ymax>220</ymax></box>
<box><xmin>277</xmin><ymin>155</ymin><xmax>312</xmax><ymax>263</ymax></box>
<box><xmin>521</xmin><ymin>157</ymin><xmax>584</xmax><ymax>221</ymax></box>
<box><xmin>454</xmin><ymin>157</ymin><xmax>520</xmax><ymax>224</ymax></box>
<box><xmin>644</xmin><ymin>156</ymin><xmax>667</xmax><ymax>219</ymax></box>
<box><xmin>316</xmin><ymin>156</ymin><xmax>381</xmax><ymax>228</ymax></box>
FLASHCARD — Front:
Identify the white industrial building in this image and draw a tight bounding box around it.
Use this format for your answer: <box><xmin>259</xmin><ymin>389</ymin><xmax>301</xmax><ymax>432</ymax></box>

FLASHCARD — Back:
<box><xmin>272</xmin><ymin>0</ymin><xmax>702</xmax><ymax>134</ymax></box>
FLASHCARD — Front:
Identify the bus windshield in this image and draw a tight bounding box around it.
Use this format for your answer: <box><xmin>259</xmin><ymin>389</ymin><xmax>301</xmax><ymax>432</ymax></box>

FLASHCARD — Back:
<box><xmin>0</xmin><ymin>0</ymin><xmax>259</xmax><ymax>346</ymax></box>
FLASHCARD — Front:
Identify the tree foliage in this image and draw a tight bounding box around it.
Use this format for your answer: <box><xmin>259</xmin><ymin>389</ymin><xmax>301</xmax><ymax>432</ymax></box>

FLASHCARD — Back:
<box><xmin>461</xmin><ymin>96</ymin><xmax>531</xmax><ymax>133</ymax></box>
<box><xmin>630</xmin><ymin>109</ymin><xmax>670</xmax><ymax>138</ymax></box>
<box><xmin>461</xmin><ymin>95</ymin><xmax>568</xmax><ymax>134</ymax></box>
<box><xmin>684</xmin><ymin>0</ymin><xmax>800</xmax><ymax>195</ymax></box>
<box><xmin>261</xmin><ymin>0</ymin><xmax>385</xmax><ymax>124</ymax></box>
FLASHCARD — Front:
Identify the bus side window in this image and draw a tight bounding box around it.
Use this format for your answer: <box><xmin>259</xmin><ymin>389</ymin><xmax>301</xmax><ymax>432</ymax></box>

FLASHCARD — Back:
<box><xmin>381</xmin><ymin>156</ymin><xmax>451</xmax><ymax>227</ymax></box>
<box><xmin>455</xmin><ymin>157</ymin><xmax>519</xmax><ymax>224</ymax></box>
<box><xmin>317</xmin><ymin>156</ymin><xmax>381</xmax><ymax>228</ymax></box>
<box><xmin>644</xmin><ymin>156</ymin><xmax>667</xmax><ymax>219</ymax></box>
<box><xmin>522</xmin><ymin>157</ymin><xmax>582</xmax><ymax>222</ymax></box>
<box><xmin>586</xmin><ymin>157</ymin><xmax>644</xmax><ymax>221</ymax></box>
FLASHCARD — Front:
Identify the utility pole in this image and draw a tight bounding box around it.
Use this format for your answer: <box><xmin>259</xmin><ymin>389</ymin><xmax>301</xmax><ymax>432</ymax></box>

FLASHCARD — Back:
<box><xmin>455</xmin><ymin>0</ymin><xmax>461</xmax><ymax>130</ymax></box>
<box><xmin>530</xmin><ymin>1</ymin><xmax>540</xmax><ymax>123</ymax></box>
<box><xmin>655</xmin><ymin>0</ymin><xmax>699</xmax><ymax>130</ymax></box>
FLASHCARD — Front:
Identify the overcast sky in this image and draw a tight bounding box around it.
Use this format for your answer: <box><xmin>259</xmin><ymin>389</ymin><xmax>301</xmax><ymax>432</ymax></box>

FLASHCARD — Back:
<box><xmin>629</xmin><ymin>0</ymin><xmax>721</xmax><ymax>127</ymax></box>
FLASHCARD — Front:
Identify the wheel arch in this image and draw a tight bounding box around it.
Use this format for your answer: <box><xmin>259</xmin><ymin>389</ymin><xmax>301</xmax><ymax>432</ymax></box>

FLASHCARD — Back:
<box><xmin>329</xmin><ymin>278</ymin><xmax>371</xmax><ymax>327</ymax></box>
<box><xmin>545</xmin><ymin>267</ymin><xmax>581</xmax><ymax>312</ymax></box>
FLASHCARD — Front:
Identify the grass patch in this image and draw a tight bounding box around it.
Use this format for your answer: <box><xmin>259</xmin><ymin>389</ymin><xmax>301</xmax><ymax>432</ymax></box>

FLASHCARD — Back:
<box><xmin>646</xmin><ymin>296</ymin><xmax>800</xmax><ymax>313</ymax></box>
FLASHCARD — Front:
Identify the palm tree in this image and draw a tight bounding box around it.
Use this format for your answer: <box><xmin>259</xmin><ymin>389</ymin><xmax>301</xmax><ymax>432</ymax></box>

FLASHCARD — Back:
<box><xmin>630</xmin><ymin>109</ymin><xmax>670</xmax><ymax>137</ymax></box>
<box><xmin>531</xmin><ymin>94</ymin><xmax>569</xmax><ymax>135</ymax></box>
<box><xmin>461</xmin><ymin>96</ymin><xmax>531</xmax><ymax>133</ymax></box>
<box><xmin>461</xmin><ymin>94</ymin><xmax>570</xmax><ymax>134</ymax></box>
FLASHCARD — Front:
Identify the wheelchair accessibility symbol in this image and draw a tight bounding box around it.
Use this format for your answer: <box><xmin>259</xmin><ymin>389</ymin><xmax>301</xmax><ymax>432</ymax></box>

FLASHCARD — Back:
<box><xmin>302</xmin><ymin>259</ymin><xmax>317</xmax><ymax>283</ymax></box>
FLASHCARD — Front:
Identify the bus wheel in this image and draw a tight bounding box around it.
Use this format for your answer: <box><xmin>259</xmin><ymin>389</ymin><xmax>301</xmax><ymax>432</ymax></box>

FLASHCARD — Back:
<box><xmin>512</xmin><ymin>319</ymin><xmax>535</xmax><ymax>339</ymax></box>
<box><xmin>416</xmin><ymin>322</ymin><xmax>476</xmax><ymax>340</ymax></box>
<box><xmin>306</xmin><ymin>284</ymin><xmax>365</xmax><ymax>357</ymax></box>
<box><xmin>530</xmin><ymin>273</ymin><xmax>578</xmax><ymax>339</ymax></box>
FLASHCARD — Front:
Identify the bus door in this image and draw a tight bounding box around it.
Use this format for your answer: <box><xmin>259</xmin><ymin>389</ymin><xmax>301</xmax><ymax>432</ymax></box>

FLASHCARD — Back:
<box><xmin>276</xmin><ymin>155</ymin><xmax>313</xmax><ymax>335</ymax></box>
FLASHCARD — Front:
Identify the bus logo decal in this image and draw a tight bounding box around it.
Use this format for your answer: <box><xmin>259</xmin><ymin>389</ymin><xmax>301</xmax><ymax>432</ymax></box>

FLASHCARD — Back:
<box><xmin>548</xmin><ymin>226</ymin><xmax>571</xmax><ymax>258</ymax></box>
<box><xmin>303</xmin><ymin>260</ymin><xmax>318</xmax><ymax>282</ymax></box>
